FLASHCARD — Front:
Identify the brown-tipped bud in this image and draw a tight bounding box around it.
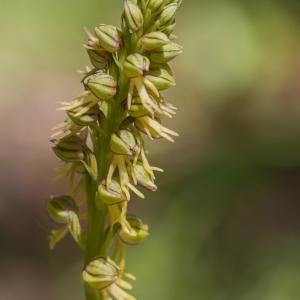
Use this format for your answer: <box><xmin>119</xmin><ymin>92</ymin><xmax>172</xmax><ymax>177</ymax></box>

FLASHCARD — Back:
<box><xmin>87</xmin><ymin>49</ymin><xmax>110</xmax><ymax>70</ymax></box>
<box><xmin>110</xmin><ymin>129</ymin><xmax>137</xmax><ymax>156</ymax></box>
<box><xmin>52</xmin><ymin>134</ymin><xmax>84</xmax><ymax>162</ymax></box>
<box><xmin>119</xmin><ymin>215</ymin><xmax>149</xmax><ymax>245</ymax></box>
<box><xmin>145</xmin><ymin>68</ymin><xmax>176</xmax><ymax>90</ymax></box>
<box><xmin>124</xmin><ymin>0</ymin><xmax>144</xmax><ymax>32</ymax></box>
<box><xmin>98</xmin><ymin>180</ymin><xmax>127</xmax><ymax>205</ymax></box>
<box><xmin>82</xmin><ymin>257</ymin><xmax>119</xmax><ymax>290</ymax></box>
<box><xmin>124</xmin><ymin>53</ymin><xmax>150</xmax><ymax>78</ymax></box>
<box><xmin>140</xmin><ymin>31</ymin><xmax>170</xmax><ymax>51</ymax></box>
<box><xmin>158</xmin><ymin>3</ymin><xmax>178</xmax><ymax>27</ymax></box>
<box><xmin>95</xmin><ymin>24</ymin><xmax>122</xmax><ymax>53</ymax></box>
<box><xmin>85</xmin><ymin>73</ymin><xmax>117</xmax><ymax>100</ymax></box>
<box><xmin>133</xmin><ymin>162</ymin><xmax>157</xmax><ymax>191</ymax></box>
<box><xmin>47</xmin><ymin>195</ymin><xmax>78</xmax><ymax>224</ymax></box>
<box><xmin>150</xmin><ymin>42</ymin><xmax>183</xmax><ymax>63</ymax></box>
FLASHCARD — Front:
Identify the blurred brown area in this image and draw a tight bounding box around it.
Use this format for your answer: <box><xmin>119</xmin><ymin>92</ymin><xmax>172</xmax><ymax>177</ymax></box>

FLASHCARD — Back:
<box><xmin>1</xmin><ymin>0</ymin><xmax>300</xmax><ymax>299</ymax></box>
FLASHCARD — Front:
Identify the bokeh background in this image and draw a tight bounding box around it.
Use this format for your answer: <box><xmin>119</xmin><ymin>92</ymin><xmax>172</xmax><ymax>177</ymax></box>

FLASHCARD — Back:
<box><xmin>1</xmin><ymin>0</ymin><xmax>300</xmax><ymax>299</ymax></box>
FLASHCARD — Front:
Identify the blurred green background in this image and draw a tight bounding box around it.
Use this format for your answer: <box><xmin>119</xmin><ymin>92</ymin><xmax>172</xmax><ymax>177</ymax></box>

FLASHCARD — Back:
<box><xmin>1</xmin><ymin>0</ymin><xmax>300</xmax><ymax>299</ymax></box>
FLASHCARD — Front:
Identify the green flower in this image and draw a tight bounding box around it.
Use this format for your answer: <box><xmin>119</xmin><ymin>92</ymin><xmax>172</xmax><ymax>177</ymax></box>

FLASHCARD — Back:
<box><xmin>124</xmin><ymin>53</ymin><xmax>150</xmax><ymax>78</ymax></box>
<box><xmin>119</xmin><ymin>215</ymin><xmax>149</xmax><ymax>245</ymax></box>
<box><xmin>95</xmin><ymin>24</ymin><xmax>122</xmax><ymax>52</ymax></box>
<box><xmin>124</xmin><ymin>0</ymin><xmax>144</xmax><ymax>32</ymax></box>
<box><xmin>82</xmin><ymin>257</ymin><xmax>120</xmax><ymax>290</ymax></box>
<box><xmin>140</xmin><ymin>31</ymin><xmax>170</xmax><ymax>50</ymax></box>
<box><xmin>85</xmin><ymin>73</ymin><xmax>117</xmax><ymax>100</ymax></box>
<box><xmin>150</xmin><ymin>42</ymin><xmax>183</xmax><ymax>63</ymax></box>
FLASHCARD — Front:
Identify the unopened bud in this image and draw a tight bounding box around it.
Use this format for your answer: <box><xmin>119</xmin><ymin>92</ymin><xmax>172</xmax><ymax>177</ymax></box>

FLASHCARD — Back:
<box><xmin>68</xmin><ymin>104</ymin><xmax>99</xmax><ymax>126</ymax></box>
<box><xmin>52</xmin><ymin>134</ymin><xmax>84</xmax><ymax>162</ymax></box>
<box><xmin>110</xmin><ymin>129</ymin><xmax>137</xmax><ymax>156</ymax></box>
<box><xmin>82</xmin><ymin>257</ymin><xmax>119</xmax><ymax>290</ymax></box>
<box><xmin>158</xmin><ymin>3</ymin><xmax>178</xmax><ymax>27</ymax></box>
<box><xmin>165</xmin><ymin>0</ymin><xmax>183</xmax><ymax>6</ymax></box>
<box><xmin>98</xmin><ymin>180</ymin><xmax>127</xmax><ymax>205</ymax></box>
<box><xmin>124</xmin><ymin>0</ymin><xmax>144</xmax><ymax>32</ymax></box>
<box><xmin>140</xmin><ymin>31</ymin><xmax>170</xmax><ymax>51</ymax></box>
<box><xmin>85</xmin><ymin>73</ymin><xmax>117</xmax><ymax>100</ymax></box>
<box><xmin>145</xmin><ymin>68</ymin><xmax>175</xmax><ymax>90</ymax></box>
<box><xmin>95</xmin><ymin>24</ymin><xmax>122</xmax><ymax>53</ymax></box>
<box><xmin>146</xmin><ymin>0</ymin><xmax>164</xmax><ymax>13</ymax></box>
<box><xmin>119</xmin><ymin>215</ymin><xmax>149</xmax><ymax>245</ymax></box>
<box><xmin>48</xmin><ymin>195</ymin><xmax>78</xmax><ymax>224</ymax></box>
<box><xmin>161</xmin><ymin>22</ymin><xmax>176</xmax><ymax>35</ymax></box>
<box><xmin>150</xmin><ymin>42</ymin><xmax>183</xmax><ymax>63</ymax></box>
<box><xmin>129</xmin><ymin>96</ymin><xmax>149</xmax><ymax>118</ymax></box>
<box><xmin>124</xmin><ymin>53</ymin><xmax>150</xmax><ymax>78</ymax></box>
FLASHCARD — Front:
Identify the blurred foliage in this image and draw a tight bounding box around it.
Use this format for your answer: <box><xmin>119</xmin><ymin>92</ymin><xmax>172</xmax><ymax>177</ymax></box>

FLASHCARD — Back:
<box><xmin>1</xmin><ymin>0</ymin><xmax>300</xmax><ymax>299</ymax></box>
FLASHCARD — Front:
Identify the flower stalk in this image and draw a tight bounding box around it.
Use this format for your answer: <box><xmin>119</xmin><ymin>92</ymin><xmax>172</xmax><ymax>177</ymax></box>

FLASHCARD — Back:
<box><xmin>48</xmin><ymin>1</ymin><xmax>183</xmax><ymax>299</ymax></box>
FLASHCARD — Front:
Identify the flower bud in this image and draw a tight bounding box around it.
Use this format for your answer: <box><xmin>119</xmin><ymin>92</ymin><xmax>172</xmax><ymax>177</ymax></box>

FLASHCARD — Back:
<box><xmin>82</xmin><ymin>257</ymin><xmax>119</xmax><ymax>290</ymax></box>
<box><xmin>95</xmin><ymin>24</ymin><xmax>122</xmax><ymax>53</ymax></box>
<box><xmin>119</xmin><ymin>215</ymin><xmax>149</xmax><ymax>245</ymax></box>
<box><xmin>85</xmin><ymin>73</ymin><xmax>117</xmax><ymax>100</ymax></box>
<box><xmin>68</xmin><ymin>104</ymin><xmax>99</xmax><ymax>126</ymax></box>
<box><xmin>140</xmin><ymin>31</ymin><xmax>170</xmax><ymax>51</ymax></box>
<box><xmin>150</xmin><ymin>62</ymin><xmax>173</xmax><ymax>75</ymax></box>
<box><xmin>110</xmin><ymin>129</ymin><xmax>137</xmax><ymax>156</ymax></box>
<box><xmin>133</xmin><ymin>162</ymin><xmax>157</xmax><ymax>191</ymax></box>
<box><xmin>48</xmin><ymin>195</ymin><xmax>78</xmax><ymax>224</ymax></box>
<box><xmin>124</xmin><ymin>0</ymin><xmax>144</xmax><ymax>32</ymax></box>
<box><xmin>124</xmin><ymin>53</ymin><xmax>150</xmax><ymax>78</ymax></box>
<box><xmin>87</xmin><ymin>49</ymin><xmax>110</xmax><ymax>70</ymax></box>
<box><xmin>158</xmin><ymin>3</ymin><xmax>178</xmax><ymax>27</ymax></box>
<box><xmin>145</xmin><ymin>68</ymin><xmax>176</xmax><ymax>90</ymax></box>
<box><xmin>161</xmin><ymin>22</ymin><xmax>176</xmax><ymax>35</ymax></box>
<box><xmin>166</xmin><ymin>0</ymin><xmax>182</xmax><ymax>6</ymax></box>
<box><xmin>146</xmin><ymin>0</ymin><xmax>164</xmax><ymax>13</ymax></box>
<box><xmin>129</xmin><ymin>96</ymin><xmax>149</xmax><ymax>118</ymax></box>
<box><xmin>150</xmin><ymin>42</ymin><xmax>183</xmax><ymax>63</ymax></box>
<box><xmin>98</xmin><ymin>180</ymin><xmax>127</xmax><ymax>205</ymax></box>
<box><xmin>52</xmin><ymin>134</ymin><xmax>84</xmax><ymax>162</ymax></box>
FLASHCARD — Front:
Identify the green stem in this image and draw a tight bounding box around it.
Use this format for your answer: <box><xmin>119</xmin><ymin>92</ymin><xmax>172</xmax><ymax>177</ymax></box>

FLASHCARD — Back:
<box><xmin>85</xmin><ymin>284</ymin><xmax>102</xmax><ymax>300</ymax></box>
<box><xmin>84</xmin><ymin>57</ymin><xmax>128</xmax><ymax>300</ymax></box>
<box><xmin>84</xmin><ymin>173</ymin><xmax>105</xmax><ymax>300</ymax></box>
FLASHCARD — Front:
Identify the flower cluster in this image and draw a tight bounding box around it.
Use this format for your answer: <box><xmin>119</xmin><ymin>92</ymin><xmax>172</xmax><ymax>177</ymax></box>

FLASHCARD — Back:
<box><xmin>48</xmin><ymin>1</ymin><xmax>182</xmax><ymax>299</ymax></box>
